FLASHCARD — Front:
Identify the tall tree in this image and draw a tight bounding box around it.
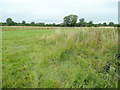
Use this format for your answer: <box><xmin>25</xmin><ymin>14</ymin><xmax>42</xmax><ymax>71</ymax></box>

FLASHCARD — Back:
<box><xmin>109</xmin><ymin>22</ymin><xmax>114</xmax><ymax>26</ymax></box>
<box><xmin>63</xmin><ymin>14</ymin><xmax>78</xmax><ymax>27</ymax></box>
<box><xmin>89</xmin><ymin>21</ymin><xmax>93</xmax><ymax>25</ymax></box>
<box><xmin>79</xmin><ymin>18</ymin><xmax>85</xmax><ymax>23</ymax></box>
<box><xmin>88</xmin><ymin>21</ymin><xmax>93</xmax><ymax>27</ymax></box>
<box><xmin>31</xmin><ymin>22</ymin><xmax>35</xmax><ymax>26</ymax></box>
<box><xmin>102</xmin><ymin>22</ymin><xmax>107</xmax><ymax>26</ymax></box>
<box><xmin>78</xmin><ymin>18</ymin><xmax>86</xmax><ymax>27</ymax></box>
<box><xmin>6</xmin><ymin>18</ymin><xmax>14</xmax><ymax>26</ymax></box>
<box><xmin>22</xmin><ymin>21</ymin><xmax>26</xmax><ymax>25</ymax></box>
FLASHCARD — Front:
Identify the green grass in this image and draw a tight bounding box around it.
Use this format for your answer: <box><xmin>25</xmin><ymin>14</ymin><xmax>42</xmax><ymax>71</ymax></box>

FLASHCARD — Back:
<box><xmin>2</xmin><ymin>27</ymin><xmax>118</xmax><ymax>88</ymax></box>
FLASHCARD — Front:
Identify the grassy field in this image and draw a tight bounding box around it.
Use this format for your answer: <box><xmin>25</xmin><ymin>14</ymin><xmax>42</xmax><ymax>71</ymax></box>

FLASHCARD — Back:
<box><xmin>2</xmin><ymin>27</ymin><xmax>118</xmax><ymax>88</ymax></box>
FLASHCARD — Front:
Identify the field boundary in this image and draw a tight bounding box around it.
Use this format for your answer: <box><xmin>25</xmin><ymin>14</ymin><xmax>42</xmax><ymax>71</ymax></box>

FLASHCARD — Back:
<box><xmin>0</xmin><ymin>26</ymin><xmax>116</xmax><ymax>29</ymax></box>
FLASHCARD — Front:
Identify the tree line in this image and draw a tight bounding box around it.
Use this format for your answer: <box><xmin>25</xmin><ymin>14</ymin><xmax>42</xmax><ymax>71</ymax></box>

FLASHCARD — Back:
<box><xmin>0</xmin><ymin>14</ymin><xmax>119</xmax><ymax>27</ymax></box>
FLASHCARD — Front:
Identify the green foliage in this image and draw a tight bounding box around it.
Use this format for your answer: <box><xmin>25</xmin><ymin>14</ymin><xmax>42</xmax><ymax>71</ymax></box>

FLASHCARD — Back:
<box><xmin>22</xmin><ymin>21</ymin><xmax>26</xmax><ymax>25</ymax></box>
<box><xmin>31</xmin><ymin>22</ymin><xmax>35</xmax><ymax>26</ymax></box>
<box><xmin>2</xmin><ymin>27</ymin><xmax>118</xmax><ymax>88</ymax></box>
<box><xmin>63</xmin><ymin>14</ymin><xmax>78</xmax><ymax>27</ymax></box>
<box><xmin>77</xmin><ymin>18</ymin><xmax>86</xmax><ymax>27</ymax></box>
<box><xmin>6</xmin><ymin>18</ymin><xmax>15</xmax><ymax>26</ymax></box>
<box><xmin>2</xmin><ymin>16</ymin><xmax>117</xmax><ymax>27</ymax></box>
<box><xmin>102</xmin><ymin>22</ymin><xmax>107</xmax><ymax>26</ymax></box>
<box><xmin>109</xmin><ymin>22</ymin><xmax>114</xmax><ymax>26</ymax></box>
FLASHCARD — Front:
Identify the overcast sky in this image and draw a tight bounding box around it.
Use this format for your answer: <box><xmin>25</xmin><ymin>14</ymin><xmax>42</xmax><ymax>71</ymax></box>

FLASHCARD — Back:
<box><xmin>0</xmin><ymin>0</ymin><xmax>119</xmax><ymax>24</ymax></box>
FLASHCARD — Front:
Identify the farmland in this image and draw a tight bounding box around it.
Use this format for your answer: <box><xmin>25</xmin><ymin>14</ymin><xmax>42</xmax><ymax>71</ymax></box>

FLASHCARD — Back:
<box><xmin>2</xmin><ymin>27</ymin><xmax>118</xmax><ymax>88</ymax></box>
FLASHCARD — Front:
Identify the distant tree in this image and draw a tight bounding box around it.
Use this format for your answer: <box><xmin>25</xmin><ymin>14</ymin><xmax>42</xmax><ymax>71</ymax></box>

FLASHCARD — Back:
<box><xmin>22</xmin><ymin>21</ymin><xmax>26</xmax><ymax>25</ymax></box>
<box><xmin>56</xmin><ymin>24</ymin><xmax>60</xmax><ymax>27</ymax></box>
<box><xmin>6</xmin><ymin>18</ymin><xmax>14</xmax><ymax>26</ymax></box>
<box><xmin>98</xmin><ymin>23</ymin><xmax>102</xmax><ymax>26</ymax></box>
<box><xmin>79</xmin><ymin>18</ymin><xmax>85</xmax><ymax>23</ymax></box>
<box><xmin>52</xmin><ymin>23</ymin><xmax>56</xmax><ymax>26</ymax></box>
<box><xmin>87</xmin><ymin>21</ymin><xmax>93</xmax><ymax>27</ymax></box>
<box><xmin>63</xmin><ymin>16</ymin><xmax>70</xmax><ymax>26</ymax></box>
<box><xmin>78</xmin><ymin>18</ymin><xmax>86</xmax><ymax>27</ymax></box>
<box><xmin>109</xmin><ymin>22</ymin><xmax>114</xmax><ymax>26</ymax></box>
<box><xmin>94</xmin><ymin>24</ymin><xmax>99</xmax><ymax>27</ymax></box>
<box><xmin>37</xmin><ymin>22</ymin><xmax>45</xmax><ymax>26</ymax></box>
<box><xmin>89</xmin><ymin>21</ymin><xmax>93</xmax><ymax>25</ymax></box>
<box><xmin>114</xmin><ymin>24</ymin><xmax>118</xmax><ymax>27</ymax></box>
<box><xmin>60</xmin><ymin>23</ymin><xmax>65</xmax><ymax>27</ymax></box>
<box><xmin>4</xmin><ymin>16</ymin><xmax>117</xmax><ymax>27</ymax></box>
<box><xmin>117</xmin><ymin>24</ymin><xmax>120</xmax><ymax>27</ymax></box>
<box><xmin>102</xmin><ymin>22</ymin><xmax>107</xmax><ymax>26</ymax></box>
<box><xmin>0</xmin><ymin>22</ymin><xmax>2</xmax><ymax>26</ymax></box>
<box><xmin>63</xmin><ymin>14</ymin><xmax>78</xmax><ymax>27</ymax></box>
<box><xmin>31</xmin><ymin>22</ymin><xmax>35</xmax><ymax>26</ymax></box>
<box><xmin>45</xmin><ymin>24</ymin><xmax>49</xmax><ymax>26</ymax></box>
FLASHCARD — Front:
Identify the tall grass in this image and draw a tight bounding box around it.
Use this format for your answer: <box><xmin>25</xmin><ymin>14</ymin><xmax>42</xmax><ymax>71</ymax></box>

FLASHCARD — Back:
<box><xmin>2</xmin><ymin>27</ymin><xmax>118</xmax><ymax>88</ymax></box>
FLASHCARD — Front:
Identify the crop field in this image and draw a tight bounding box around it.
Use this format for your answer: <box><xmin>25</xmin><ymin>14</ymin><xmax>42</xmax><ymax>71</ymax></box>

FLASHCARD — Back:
<box><xmin>2</xmin><ymin>27</ymin><xmax>119</xmax><ymax>88</ymax></box>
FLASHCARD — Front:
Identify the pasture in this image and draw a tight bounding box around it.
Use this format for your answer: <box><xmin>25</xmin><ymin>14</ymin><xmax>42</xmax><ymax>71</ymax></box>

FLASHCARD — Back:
<box><xmin>2</xmin><ymin>27</ymin><xmax>118</xmax><ymax>88</ymax></box>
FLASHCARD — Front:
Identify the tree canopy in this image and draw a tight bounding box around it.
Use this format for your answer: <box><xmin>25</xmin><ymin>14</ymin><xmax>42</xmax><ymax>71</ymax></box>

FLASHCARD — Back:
<box><xmin>1</xmin><ymin>16</ymin><xmax>118</xmax><ymax>27</ymax></box>
<box><xmin>6</xmin><ymin>18</ymin><xmax>15</xmax><ymax>26</ymax></box>
<box><xmin>63</xmin><ymin>14</ymin><xmax>78</xmax><ymax>27</ymax></box>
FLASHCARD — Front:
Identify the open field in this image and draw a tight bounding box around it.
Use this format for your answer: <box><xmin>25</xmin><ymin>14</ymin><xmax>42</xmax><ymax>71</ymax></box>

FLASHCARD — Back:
<box><xmin>2</xmin><ymin>27</ymin><xmax>118</xmax><ymax>88</ymax></box>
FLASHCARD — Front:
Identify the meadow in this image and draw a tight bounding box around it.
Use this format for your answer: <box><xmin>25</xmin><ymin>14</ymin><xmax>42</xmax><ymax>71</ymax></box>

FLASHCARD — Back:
<box><xmin>2</xmin><ymin>27</ymin><xmax>118</xmax><ymax>88</ymax></box>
